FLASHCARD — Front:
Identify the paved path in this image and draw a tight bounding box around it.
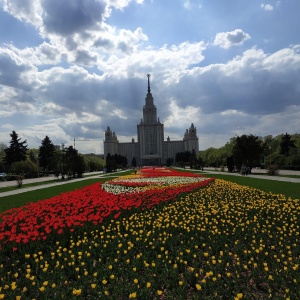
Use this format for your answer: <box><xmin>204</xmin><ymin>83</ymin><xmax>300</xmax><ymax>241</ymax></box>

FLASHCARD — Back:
<box><xmin>200</xmin><ymin>168</ymin><xmax>300</xmax><ymax>183</ymax></box>
<box><xmin>0</xmin><ymin>172</ymin><xmax>119</xmax><ymax>198</ymax></box>
<box><xmin>0</xmin><ymin>168</ymin><xmax>299</xmax><ymax>198</ymax></box>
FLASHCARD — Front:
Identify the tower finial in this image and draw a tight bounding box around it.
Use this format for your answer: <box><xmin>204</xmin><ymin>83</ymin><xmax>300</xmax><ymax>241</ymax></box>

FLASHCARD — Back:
<box><xmin>147</xmin><ymin>74</ymin><xmax>151</xmax><ymax>93</ymax></box>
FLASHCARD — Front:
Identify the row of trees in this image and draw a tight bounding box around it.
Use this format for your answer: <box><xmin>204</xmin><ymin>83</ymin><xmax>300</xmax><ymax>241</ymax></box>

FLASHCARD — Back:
<box><xmin>174</xmin><ymin>150</ymin><xmax>203</xmax><ymax>169</ymax></box>
<box><xmin>0</xmin><ymin>131</ymin><xmax>105</xmax><ymax>180</ymax></box>
<box><xmin>105</xmin><ymin>153</ymin><xmax>128</xmax><ymax>173</ymax></box>
<box><xmin>2</xmin><ymin>130</ymin><xmax>298</xmax><ymax>179</ymax></box>
<box><xmin>199</xmin><ymin>133</ymin><xmax>300</xmax><ymax>171</ymax></box>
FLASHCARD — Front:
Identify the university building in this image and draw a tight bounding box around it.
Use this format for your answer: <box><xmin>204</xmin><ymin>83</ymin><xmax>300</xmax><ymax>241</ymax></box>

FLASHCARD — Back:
<box><xmin>103</xmin><ymin>75</ymin><xmax>199</xmax><ymax>166</ymax></box>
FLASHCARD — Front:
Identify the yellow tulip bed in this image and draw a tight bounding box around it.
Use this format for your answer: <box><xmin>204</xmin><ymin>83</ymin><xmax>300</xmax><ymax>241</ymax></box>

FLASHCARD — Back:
<box><xmin>0</xmin><ymin>168</ymin><xmax>299</xmax><ymax>299</ymax></box>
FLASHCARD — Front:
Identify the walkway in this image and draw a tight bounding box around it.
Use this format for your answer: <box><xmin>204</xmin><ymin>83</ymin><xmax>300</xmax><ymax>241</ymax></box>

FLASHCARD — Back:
<box><xmin>200</xmin><ymin>168</ymin><xmax>300</xmax><ymax>183</ymax></box>
<box><xmin>0</xmin><ymin>172</ymin><xmax>116</xmax><ymax>198</ymax></box>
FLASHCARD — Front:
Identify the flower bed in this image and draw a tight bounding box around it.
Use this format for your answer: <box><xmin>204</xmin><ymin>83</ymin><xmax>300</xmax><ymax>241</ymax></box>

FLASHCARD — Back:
<box><xmin>0</xmin><ymin>168</ymin><xmax>213</xmax><ymax>244</ymax></box>
<box><xmin>0</xmin><ymin>168</ymin><xmax>299</xmax><ymax>299</ymax></box>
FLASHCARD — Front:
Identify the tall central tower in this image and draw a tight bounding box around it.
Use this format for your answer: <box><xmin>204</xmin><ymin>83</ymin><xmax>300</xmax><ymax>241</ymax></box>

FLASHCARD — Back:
<box><xmin>143</xmin><ymin>74</ymin><xmax>157</xmax><ymax>124</ymax></box>
<box><xmin>137</xmin><ymin>74</ymin><xmax>164</xmax><ymax>165</ymax></box>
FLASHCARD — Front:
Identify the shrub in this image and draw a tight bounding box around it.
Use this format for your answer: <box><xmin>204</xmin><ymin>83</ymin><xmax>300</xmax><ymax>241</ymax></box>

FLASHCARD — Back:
<box><xmin>10</xmin><ymin>160</ymin><xmax>38</xmax><ymax>177</ymax></box>
<box><xmin>267</xmin><ymin>164</ymin><xmax>279</xmax><ymax>175</ymax></box>
<box><xmin>15</xmin><ymin>175</ymin><xmax>25</xmax><ymax>188</ymax></box>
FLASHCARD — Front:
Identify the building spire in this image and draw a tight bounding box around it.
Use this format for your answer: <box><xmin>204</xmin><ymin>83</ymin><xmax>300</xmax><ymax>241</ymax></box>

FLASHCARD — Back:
<box><xmin>147</xmin><ymin>74</ymin><xmax>151</xmax><ymax>93</ymax></box>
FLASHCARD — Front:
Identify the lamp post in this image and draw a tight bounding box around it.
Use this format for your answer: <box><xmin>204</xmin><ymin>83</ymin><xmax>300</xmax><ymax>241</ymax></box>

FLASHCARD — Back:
<box><xmin>61</xmin><ymin>143</ymin><xmax>65</xmax><ymax>180</ymax></box>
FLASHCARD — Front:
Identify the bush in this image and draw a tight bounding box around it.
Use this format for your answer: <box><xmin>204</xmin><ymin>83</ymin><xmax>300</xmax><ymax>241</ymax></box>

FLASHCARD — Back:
<box><xmin>15</xmin><ymin>175</ymin><xmax>25</xmax><ymax>188</ymax></box>
<box><xmin>267</xmin><ymin>164</ymin><xmax>279</xmax><ymax>176</ymax></box>
<box><xmin>10</xmin><ymin>160</ymin><xmax>38</xmax><ymax>177</ymax></box>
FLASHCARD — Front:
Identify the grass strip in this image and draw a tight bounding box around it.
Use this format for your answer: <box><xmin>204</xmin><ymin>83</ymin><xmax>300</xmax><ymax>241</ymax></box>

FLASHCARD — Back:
<box><xmin>202</xmin><ymin>173</ymin><xmax>300</xmax><ymax>200</ymax></box>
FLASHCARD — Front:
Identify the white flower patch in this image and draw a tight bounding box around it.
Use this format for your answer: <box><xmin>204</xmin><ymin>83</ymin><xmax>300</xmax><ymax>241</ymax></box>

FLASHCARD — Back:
<box><xmin>102</xmin><ymin>176</ymin><xmax>210</xmax><ymax>195</ymax></box>
<box><xmin>101</xmin><ymin>184</ymin><xmax>146</xmax><ymax>194</ymax></box>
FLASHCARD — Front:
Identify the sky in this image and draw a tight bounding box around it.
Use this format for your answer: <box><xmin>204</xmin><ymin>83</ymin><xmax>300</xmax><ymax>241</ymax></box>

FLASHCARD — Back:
<box><xmin>0</xmin><ymin>0</ymin><xmax>300</xmax><ymax>154</ymax></box>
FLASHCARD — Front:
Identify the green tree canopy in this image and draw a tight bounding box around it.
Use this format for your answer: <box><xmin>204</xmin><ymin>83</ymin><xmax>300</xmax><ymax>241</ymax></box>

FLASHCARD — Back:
<box><xmin>131</xmin><ymin>157</ymin><xmax>137</xmax><ymax>168</ymax></box>
<box><xmin>38</xmin><ymin>136</ymin><xmax>56</xmax><ymax>172</ymax></box>
<box><xmin>280</xmin><ymin>133</ymin><xmax>296</xmax><ymax>156</ymax></box>
<box><xmin>232</xmin><ymin>134</ymin><xmax>264</xmax><ymax>170</ymax></box>
<box><xmin>10</xmin><ymin>160</ymin><xmax>37</xmax><ymax>177</ymax></box>
<box><xmin>3</xmin><ymin>131</ymin><xmax>28</xmax><ymax>169</ymax></box>
<box><xmin>83</xmin><ymin>155</ymin><xmax>105</xmax><ymax>171</ymax></box>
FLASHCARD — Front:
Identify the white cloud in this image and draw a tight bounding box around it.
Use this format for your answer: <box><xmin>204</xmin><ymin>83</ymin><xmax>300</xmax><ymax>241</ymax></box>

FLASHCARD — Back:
<box><xmin>213</xmin><ymin>29</ymin><xmax>251</xmax><ymax>49</ymax></box>
<box><xmin>2</xmin><ymin>0</ymin><xmax>43</xmax><ymax>26</ymax></box>
<box><xmin>164</xmin><ymin>99</ymin><xmax>200</xmax><ymax>129</ymax></box>
<box><xmin>183</xmin><ymin>0</ymin><xmax>192</xmax><ymax>9</ymax></box>
<box><xmin>165</xmin><ymin>45</ymin><xmax>300</xmax><ymax>119</ymax></box>
<box><xmin>99</xmin><ymin>41</ymin><xmax>206</xmax><ymax>79</ymax></box>
<box><xmin>109</xmin><ymin>0</ymin><xmax>144</xmax><ymax>10</ymax></box>
<box><xmin>261</xmin><ymin>3</ymin><xmax>274</xmax><ymax>11</ymax></box>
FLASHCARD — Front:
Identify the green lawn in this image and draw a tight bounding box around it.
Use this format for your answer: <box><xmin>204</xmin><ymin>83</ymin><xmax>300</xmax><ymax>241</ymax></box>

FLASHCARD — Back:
<box><xmin>203</xmin><ymin>173</ymin><xmax>300</xmax><ymax>200</ymax></box>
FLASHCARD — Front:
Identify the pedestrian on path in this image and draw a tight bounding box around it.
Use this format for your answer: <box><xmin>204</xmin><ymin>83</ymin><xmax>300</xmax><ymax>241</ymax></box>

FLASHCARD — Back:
<box><xmin>241</xmin><ymin>164</ymin><xmax>247</xmax><ymax>176</ymax></box>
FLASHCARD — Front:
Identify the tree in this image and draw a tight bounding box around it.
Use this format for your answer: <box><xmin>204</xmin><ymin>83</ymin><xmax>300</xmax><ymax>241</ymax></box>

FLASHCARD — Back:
<box><xmin>39</xmin><ymin>136</ymin><xmax>56</xmax><ymax>172</ymax></box>
<box><xmin>105</xmin><ymin>153</ymin><xmax>117</xmax><ymax>172</ymax></box>
<box><xmin>198</xmin><ymin>147</ymin><xmax>220</xmax><ymax>167</ymax></box>
<box><xmin>10</xmin><ymin>160</ymin><xmax>38</xmax><ymax>177</ymax></box>
<box><xmin>196</xmin><ymin>156</ymin><xmax>204</xmax><ymax>170</ymax></box>
<box><xmin>131</xmin><ymin>157</ymin><xmax>137</xmax><ymax>168</ymax></box>
<box><xmin>9</xmin><ymin>160</ymin><xmax>38</xmax><ymax>187</ymax></box>
<box><xmin>29</xmin><ymin>149</ymin><xmax>39</xmax><ymax>164</ymax></box>
<box><xmin>280</xmin><ymin>133</ymin><xmax>296</xmax><ymax>156</ymax></box>
<box><xmin>226</xmin><ymin>155</ymin><xmax>235</xmax><ymax>172</ymax></box>
<box><xmin>62</xmin><ymin>146</ymin><xmax>86</xmax><ymax>178</ymax></box>
<box><xmin>50</xmin><ymin>145</ymin><xmax>86</xmax><ymax>179</ymax></box>
<box><xmin>189</xmin><ymin>149</ymin><xmax>197</xmax><ymax>169</ymax></box>
<box><xmin>52</xmin><ymin>149</ymin><xmax>64</xmax><ymax>179</ymax></box>
<box><xmin>64</xmin><ymin>146</ymin><xmax>78</xmax><ymax>178</ymax></box>
<box><xmin>83</xmin><ymin>155</ymin><xmax>105</xmax><ymax>171</ymax></box>
<box><xmin>175</xmin><ymin>151</ymin><xmax>193</xmax><ymax>167</ymax></box>
<box><xmin>3</xmin><ymin>131</ymin><xmax>28</xmax><ymax>170</ymax></box>
<box><xmin>73</xmin><ymin>154</ymin><xmax>86</xmax><ymax>178</ymax></box>
<box><xmin>232</xmin><ymin>134</ymin><xmax>264</xmax><ymax>172</ymax></box>
<box><xmin>0</xmin><ymin>142</ymin><xmax>6</xmax><ymax>172</ymax></box>
<box><xmin>166</xmin><ymin>157</ymin><xmax>174</xmax><ymax>167</ymax></box>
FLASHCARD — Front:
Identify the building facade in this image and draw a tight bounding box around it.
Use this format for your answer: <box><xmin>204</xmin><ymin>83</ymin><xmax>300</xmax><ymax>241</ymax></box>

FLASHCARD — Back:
<box><xmin>104</xmin><ymin>75</ymin><xmax>199</xmax><ymax>166</ymax></box>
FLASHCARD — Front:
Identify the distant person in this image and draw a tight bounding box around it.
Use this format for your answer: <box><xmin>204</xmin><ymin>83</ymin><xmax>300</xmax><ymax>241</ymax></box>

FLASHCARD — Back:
<box><xmin>241</xmin><ymin>164</ymin><xmax>247</xmax><ymax>176</ymax></box>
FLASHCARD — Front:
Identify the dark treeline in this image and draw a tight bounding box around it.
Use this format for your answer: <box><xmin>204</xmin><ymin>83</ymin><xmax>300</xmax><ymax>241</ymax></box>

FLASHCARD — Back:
<box><xmin>174</xmin><ymin>149</ymin><xmax>204</xmax><ymax>169</ymax></box>
<box><xmin>0</xmin><ymin>131</ymin><xmax>105</xmax><ymax>182</ymax></box>
<box><xmin>198</xmin><ymin>133</ymin><xmax>300</xmax><ymax>172</ymax></box>
<box><xmin>105</xmin><ymin>153</ymin><xmax>128</xmax><ymax>173</ymax></box>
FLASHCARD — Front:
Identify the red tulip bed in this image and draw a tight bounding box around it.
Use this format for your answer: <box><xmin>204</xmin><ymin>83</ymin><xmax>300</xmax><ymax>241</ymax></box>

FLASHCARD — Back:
<box><xmin>0</xmin><ymin>167</ymin><xmax>299</xmax><ymax>299</ymax></box>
